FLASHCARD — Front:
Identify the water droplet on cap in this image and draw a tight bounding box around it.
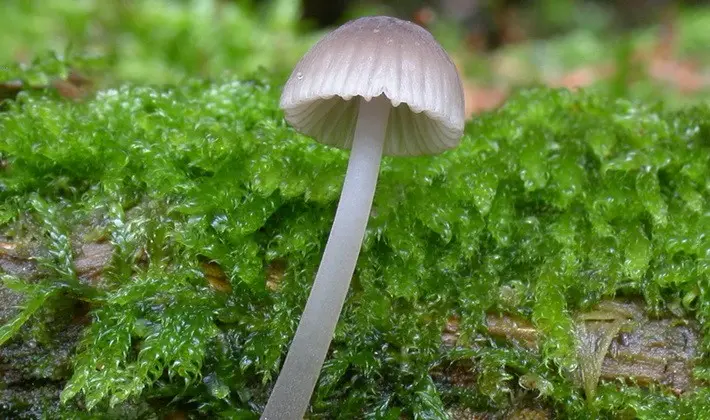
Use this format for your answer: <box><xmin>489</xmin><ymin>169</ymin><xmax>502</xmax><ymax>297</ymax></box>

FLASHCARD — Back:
<box><xmin>296</xmin><ymin>72</ymin><xmax>304</xmax><ymax>80</ymax></box>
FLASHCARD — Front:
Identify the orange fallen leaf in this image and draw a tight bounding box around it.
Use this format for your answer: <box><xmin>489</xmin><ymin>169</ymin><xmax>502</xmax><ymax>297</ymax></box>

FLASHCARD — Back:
<box><xmin>463</xmin><ymin>81</ymin><xmax>507</xmax><ymax>117</ymax></box>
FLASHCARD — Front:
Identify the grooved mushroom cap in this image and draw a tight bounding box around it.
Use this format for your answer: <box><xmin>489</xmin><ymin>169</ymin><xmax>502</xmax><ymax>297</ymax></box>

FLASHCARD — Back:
<box><xmin>280</xmin><ymin>16</ymin><xmax>466</xmax><ymax>156</ymax></box>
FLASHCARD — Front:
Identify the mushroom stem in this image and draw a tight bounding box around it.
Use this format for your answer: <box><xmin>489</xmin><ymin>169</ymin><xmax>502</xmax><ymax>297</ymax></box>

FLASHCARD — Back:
<box><xmin>262</xmin><ymin>95</ymin><xmax>391</xmax><ymax>419</ymax></box>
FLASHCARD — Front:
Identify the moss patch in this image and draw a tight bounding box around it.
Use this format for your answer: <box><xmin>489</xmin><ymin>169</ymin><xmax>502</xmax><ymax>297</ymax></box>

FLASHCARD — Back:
<box><xmin>1</xmin><ymin>74</ymin><xmax>709</xmax><ymax>417</ymax></box>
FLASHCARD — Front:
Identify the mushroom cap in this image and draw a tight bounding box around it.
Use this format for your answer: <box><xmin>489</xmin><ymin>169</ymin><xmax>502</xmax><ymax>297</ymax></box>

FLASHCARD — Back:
<box><xmin>280</xmin><ymin>16</ymin><xmax>465</xmax><ymax>157</ymax></box>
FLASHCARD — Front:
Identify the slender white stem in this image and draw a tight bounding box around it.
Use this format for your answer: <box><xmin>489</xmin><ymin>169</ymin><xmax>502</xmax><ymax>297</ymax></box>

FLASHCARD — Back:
<box><xmin>261</xmin><ymin>96</ymin><xmax>391</xmax><ymax>419</ymax></box>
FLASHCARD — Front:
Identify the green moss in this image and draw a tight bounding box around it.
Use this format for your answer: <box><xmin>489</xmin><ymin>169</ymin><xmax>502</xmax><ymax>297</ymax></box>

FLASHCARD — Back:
<box><xmin>1</xmin><ymin>75</ymin><xmax>710</xmax><ymax>418</ymax></box>
<box><xmin>3</xmin><ymin>1</ymin><xmax>710</xmax><ymax>416</ymax></box>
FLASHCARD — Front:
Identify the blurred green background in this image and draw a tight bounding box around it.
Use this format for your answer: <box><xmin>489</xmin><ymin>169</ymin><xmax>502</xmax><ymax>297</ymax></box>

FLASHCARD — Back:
<box><xmin>2</xmin><ymin>0</ymin><xmax>709</xmax><ymax>108</ymax></box>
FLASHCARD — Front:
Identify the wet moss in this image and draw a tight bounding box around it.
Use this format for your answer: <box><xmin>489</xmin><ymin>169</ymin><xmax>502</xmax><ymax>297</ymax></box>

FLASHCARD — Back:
<box><xmin>1</xmin><ymin>72</ymin><xmax>710</xmax><ymax>417</ymax></box>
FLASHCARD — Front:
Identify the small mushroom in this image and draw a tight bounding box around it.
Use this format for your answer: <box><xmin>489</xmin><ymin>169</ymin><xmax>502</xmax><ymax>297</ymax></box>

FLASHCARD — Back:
<box><xmin>262</xmin><ymin>16</ymin><xmax>465</xmax><ymax>419</ymax></box>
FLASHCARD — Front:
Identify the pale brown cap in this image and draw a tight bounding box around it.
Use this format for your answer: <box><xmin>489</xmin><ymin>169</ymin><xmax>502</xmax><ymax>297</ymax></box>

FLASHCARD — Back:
<box><xmin>280</xmin><ymin>16</ymin><xmax>465</xmax><ymax>156</ymax></box>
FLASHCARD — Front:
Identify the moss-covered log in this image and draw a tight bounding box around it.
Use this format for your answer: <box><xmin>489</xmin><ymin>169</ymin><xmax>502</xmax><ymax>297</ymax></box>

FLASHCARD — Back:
<box><xmin>1</xmin><ymin>75</ymin><xmax>709</xmax><ymax>418</ymax></box>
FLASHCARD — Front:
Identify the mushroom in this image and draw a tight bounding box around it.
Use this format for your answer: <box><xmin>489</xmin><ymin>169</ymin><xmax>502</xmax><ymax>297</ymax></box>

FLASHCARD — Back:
<box><xmin>262</xmin><ymin>16</ymin><xmax>465</xmax><ymax>419</ymax></box>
